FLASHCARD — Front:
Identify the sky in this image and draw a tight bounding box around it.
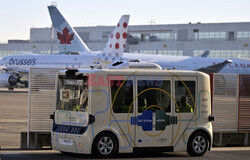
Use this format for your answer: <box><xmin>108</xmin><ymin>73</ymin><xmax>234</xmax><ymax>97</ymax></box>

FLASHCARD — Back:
<box><xmin>0</xmin><ymin>0</ymin><xmax>250</xmax><ymax>42</ymax></box>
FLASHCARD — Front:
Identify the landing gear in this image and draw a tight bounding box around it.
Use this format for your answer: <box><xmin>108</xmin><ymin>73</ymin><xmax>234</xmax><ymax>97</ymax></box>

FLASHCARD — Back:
<box><xmin>8</xmin><ymin>86</ymin><xmax>14</xmax><ymax>90</ymax></box>
<box><xmin>20</xmin><ymin>80</ymin><xmax>29</xmax><ymax>88</ymax></box>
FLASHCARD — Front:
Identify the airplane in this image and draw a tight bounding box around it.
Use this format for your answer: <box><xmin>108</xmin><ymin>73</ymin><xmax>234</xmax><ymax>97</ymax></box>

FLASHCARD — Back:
<box><xmin>1</xmin><ymin>5</ymin><xmax>250</xmax><ymax>90</ymax></box>
<box><xmin>48</xmin><ymin>5</ymin><xmax>250</xmax><ymax>74</ymax></box>
<box><xmin>0</xmin><ymin>6</ymin><xmax>132</xmax><ymax>90</ymax></box>
<box><xmin>47</xmin><ymin>5</ymin><xmax>250</xmax><ymax>75</ymax></box>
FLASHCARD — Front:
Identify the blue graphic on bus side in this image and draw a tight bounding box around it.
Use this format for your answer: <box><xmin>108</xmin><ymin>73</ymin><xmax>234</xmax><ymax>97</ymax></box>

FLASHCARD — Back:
<box><xmin>130</xmin><ymin>110</ymin><xmax>153</xmax><ymax>131</ymax></box>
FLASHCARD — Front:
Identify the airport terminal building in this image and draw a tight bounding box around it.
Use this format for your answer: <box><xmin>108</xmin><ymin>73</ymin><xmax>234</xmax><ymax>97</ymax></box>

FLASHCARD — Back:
<box><xmin>1</xmin><ymin>22</ymin><xmax>250</xmax><ymax>59</ymax></box>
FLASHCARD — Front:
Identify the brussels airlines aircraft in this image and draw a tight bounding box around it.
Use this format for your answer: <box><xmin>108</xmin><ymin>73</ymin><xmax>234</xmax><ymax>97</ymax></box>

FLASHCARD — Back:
<box><xmin>0</xmin><ymin>6</ymin><xmax>130</xmax><ymax>89</ymax></box>
<box><xmin>1</xmin><ymin>6</ymin><xmax>250</xmax><ymax>90</ymax></box>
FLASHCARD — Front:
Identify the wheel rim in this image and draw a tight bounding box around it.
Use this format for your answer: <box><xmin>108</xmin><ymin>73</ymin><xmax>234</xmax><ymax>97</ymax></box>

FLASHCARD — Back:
<box><xmin>97</xmin><ymin>136</ymin><xmax>114</xmax><ymax>155</ymax></box>
<box><xmin>192</xmin><ymin>135</ymin><xmax>206</xmax><ymax>154</ymax></box>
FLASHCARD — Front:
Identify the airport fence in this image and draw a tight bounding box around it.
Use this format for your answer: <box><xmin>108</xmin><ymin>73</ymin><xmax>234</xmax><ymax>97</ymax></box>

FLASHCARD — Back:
<box><xmin>27</xmin><ymin>68</ymin><xmax>62</xmax><ymax>148</ymax></box>
<box><xmin>238</xmin><ymin>74</ymin><xmax>250</xmax><ymax>131</ymax></box>
<box><xmin>210</xmin><ymin>73</ymin><xmax>250</xmax><ymax>132</ymax></box>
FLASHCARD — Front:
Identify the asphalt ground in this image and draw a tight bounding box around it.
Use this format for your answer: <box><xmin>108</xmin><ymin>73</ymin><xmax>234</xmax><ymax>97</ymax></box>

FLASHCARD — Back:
<box><xmin>0</xmin><ymin>88</ymin><xmax>28</xmax><ymax>148</ymax></box>
<box><xmin>1</xmin><ymin>147</ymin><xmax>250</xmax><ymax>160</ymax></box>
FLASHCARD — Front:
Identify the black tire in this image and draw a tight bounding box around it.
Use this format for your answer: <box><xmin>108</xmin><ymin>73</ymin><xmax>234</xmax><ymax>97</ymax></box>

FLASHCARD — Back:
<box><xmin>93</xmin><ymin>133</ymin><xmax>118</xmax><ymax>158</ymax></box>
<box><xmin>187</xmin><ymin>132</ymin><xmax>209</xmax><ymax>157</ymax></box>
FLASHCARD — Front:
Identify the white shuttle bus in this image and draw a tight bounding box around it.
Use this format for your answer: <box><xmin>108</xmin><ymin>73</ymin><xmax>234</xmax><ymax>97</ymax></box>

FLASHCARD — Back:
<box><xmin>51</xmin><ymin>69</ymin><xmax>213</xmax><ymax>157</ymax></box>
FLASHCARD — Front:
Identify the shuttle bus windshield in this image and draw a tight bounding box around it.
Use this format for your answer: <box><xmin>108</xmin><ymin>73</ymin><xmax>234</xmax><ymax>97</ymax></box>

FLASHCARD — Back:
<box><xmin>56</xmin><ymin>75</ymin><xmax>88</xmax><ymax>112</ymax></box>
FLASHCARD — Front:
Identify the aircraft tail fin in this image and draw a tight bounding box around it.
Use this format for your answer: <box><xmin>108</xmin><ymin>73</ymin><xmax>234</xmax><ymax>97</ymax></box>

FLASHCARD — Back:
<box><xmin>48</xmin><ymin>5</ymin><xmax>90</xmax><ymax>53</ymax></box>
<box><xmin>200</xmin><ymin>51</ymin><xmax>210</xmax><ymax>57</ymax></box>
<box><xmin>99</xmin><ymin>15</ymin><xmax>130</xmax><ymax>62</ymax></box>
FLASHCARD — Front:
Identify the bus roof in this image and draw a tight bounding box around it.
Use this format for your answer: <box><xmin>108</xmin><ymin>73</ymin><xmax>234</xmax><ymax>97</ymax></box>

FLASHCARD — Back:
<box><xmin>58</xmin><ymin>69</ymin><xmax>209</xmax><ymax>77</ymax></box>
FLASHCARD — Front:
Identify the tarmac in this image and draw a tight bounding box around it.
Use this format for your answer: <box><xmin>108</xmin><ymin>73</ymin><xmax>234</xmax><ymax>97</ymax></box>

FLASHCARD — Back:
<box><xmin>1</xmin><ymin>147</ymin><xmax>250</xmax><ymax>160</ymax></box>
<box><xmin>0</xmin><ymin>88</ymin><xmax>28</xmax><ymax>148</ymax></box>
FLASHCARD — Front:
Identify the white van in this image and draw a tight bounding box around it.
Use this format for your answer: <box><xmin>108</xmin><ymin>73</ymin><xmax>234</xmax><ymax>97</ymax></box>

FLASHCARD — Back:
<box><xmin>51</xmin><ymin>69</ymin><xmax>213</xmax><ymax>157</ymax></box>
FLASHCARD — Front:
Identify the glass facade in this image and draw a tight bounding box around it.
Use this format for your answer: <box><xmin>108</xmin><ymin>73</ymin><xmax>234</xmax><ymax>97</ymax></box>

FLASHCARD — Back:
<box><xmin>195</xmin><ymin>32</ymin><xmax>226</xmax><ymax>40</ymax></box>
<box><xmin>131</xmin><ymin>50</ymin><xmax>183</xmax><ymax>56</ymax></box>
<box><xmin>237</xmin><ymin>31</ymin><xmax>250</xmax><ymax>40</ymax></box>
<box><xmin>129</xmin><ymin>31</ymin><xmax>176</xmax><ymax>43</ymax></box>
<box><xmin>194</xmin><ymin>50</ymin><xmax>250</xmax><ymax>59</ymax></box>
<box><xmin>40</xmin><ymin>50</ymin><xmax>51</xmax><ymax>54</ymax></box>
<box><xmin>0</xmin><ymin>51</ymin><xmax>32</xmax><ymax>58</ymax></box>
<box><xmin>158</xmin><ymin>50</ymin><xmax>183</xmax><ymax>56</ymax></box>
<box><xmin>102</xmin><ymin>32</ymin><xmax>111</xmax><ymax>39</ymax></box>
<box><xmin>0</xmin><ymin>50</ymin><xmax>60</xmax><ymax>58</ymax></box>
<box><xmin>140</xmin><ymin>50</ymin><xmax>157</xmax><ymax>54</ymax></box>
<box><xmin>1</xmin><ymin>23</ymin><xmax>250</xmax><ymax>60</ymax></box>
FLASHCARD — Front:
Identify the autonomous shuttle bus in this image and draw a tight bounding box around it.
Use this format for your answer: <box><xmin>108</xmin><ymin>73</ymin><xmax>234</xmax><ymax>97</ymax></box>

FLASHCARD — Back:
<box><xmin>51</xmin><ymin>69</ymin><xmax>213</xmax><ymax>157</ymax></box>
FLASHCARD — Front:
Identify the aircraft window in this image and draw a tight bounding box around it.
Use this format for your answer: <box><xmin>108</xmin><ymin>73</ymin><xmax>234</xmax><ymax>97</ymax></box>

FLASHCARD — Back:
<box><xmin>137</xmin><ymin>80</ymin><xmax>171</xmax><ymax>113</ymax></box>
<box><xmin>111</xmin><ymin>80</ymin><xmax>133</xmax><ymax>113</ymax></box>
<box><xmin>175</xmin><ymin>81</ymin><xmax>195</xmax><ymax>113</ymax></box>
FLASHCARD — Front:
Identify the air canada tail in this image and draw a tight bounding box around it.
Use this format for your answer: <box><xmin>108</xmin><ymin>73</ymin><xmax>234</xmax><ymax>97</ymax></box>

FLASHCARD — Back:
<box><xmin>97</xmin><ymin>15</ymin><xmax>130</xmax><ymax>63</ymax></box>
<box><xmin>48</xmin><ymin>5</ymin><xmax>90</xmax><ymax>53</ymax></box>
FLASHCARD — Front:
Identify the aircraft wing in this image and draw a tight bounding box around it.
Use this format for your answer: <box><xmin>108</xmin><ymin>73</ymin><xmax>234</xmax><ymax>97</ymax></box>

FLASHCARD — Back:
<box><xmin>3</xmin><ymin>67</ymin><xmax>29</xmax><ymax>77</ymax></box>
<box><xmin>196</xmin><ymin>60</ymin><xmax>232</xmax><ymax>73</ymax></box>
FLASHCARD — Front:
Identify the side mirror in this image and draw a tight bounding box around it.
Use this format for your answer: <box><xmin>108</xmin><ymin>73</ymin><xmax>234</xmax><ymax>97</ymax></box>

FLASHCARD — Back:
<box><xmin>208</xmin><ymin>115</ymin><xmax>214</xmax><ymax>122</ymax></box>
<box><xmin>89</xmin><ymin>114</ymin><xmax>95</xmax><ymax>124</ymax></box>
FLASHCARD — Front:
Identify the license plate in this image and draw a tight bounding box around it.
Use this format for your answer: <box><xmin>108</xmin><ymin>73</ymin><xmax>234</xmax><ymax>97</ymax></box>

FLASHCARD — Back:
<box><xmin>59</xmin><ymin>138</ymin><xmax>73</xmax><ymax>146</ymax></box>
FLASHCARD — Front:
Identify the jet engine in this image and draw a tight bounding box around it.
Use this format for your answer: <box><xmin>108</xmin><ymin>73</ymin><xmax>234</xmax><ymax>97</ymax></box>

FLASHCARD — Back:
<box><xmin>0</xmin><ymin>73</ymin><xmax>19</xmax><ymax>87</ymax></box>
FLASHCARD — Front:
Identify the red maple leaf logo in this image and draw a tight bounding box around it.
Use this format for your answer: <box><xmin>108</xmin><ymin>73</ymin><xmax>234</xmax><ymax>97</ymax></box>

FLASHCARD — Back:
<box><xmin>57</xmin><ymin>27</ymin><xmax>74</xmax><ymax>45</ymax></box>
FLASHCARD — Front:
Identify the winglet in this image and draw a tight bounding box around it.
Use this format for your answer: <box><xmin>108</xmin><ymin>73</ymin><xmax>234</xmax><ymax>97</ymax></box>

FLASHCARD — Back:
<box><xmin>99</xmin><ymin>15</ymin><xmax>130</xmax><ymax>62</ymax></box>
<box><xmin>48</xmin><ymin>5</ymin><xmax>90</xmax><ymax>53</ymax></box>
<box><xmin>201</xmin><ymin>51</ymin><xmax>210</xmax><ymax>57</ymax></box>
<box><xmin>197</xmin><ymin>60</ymin><xmax>232</xmax><ymax>73</ymax></box>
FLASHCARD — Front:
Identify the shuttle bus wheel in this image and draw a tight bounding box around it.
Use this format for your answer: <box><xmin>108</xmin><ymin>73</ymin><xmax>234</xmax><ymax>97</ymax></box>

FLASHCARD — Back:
<box><xmin>93</xmin><ymin>133</ymin><xmax>118</xmax><ymax>157</ymax></box>
<box><xmin>187</xmin><ymin>132</ymin><xmax>209</xmax><ymax>156</ymax></box>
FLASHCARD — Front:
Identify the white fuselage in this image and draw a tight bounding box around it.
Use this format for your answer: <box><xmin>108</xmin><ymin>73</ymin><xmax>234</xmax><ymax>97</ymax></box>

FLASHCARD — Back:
<box><xmin>124</xmin><ymin>53</ymin><xmax>250</xmax><ymax>74</ymax></box>
<box><xmin>1</xmin><ymin>53</ymin><xmax>250</xmax><ymax>74</ymax></box>
<box><xmin>0</xmin><ymin>53</ymin><xmax>98</xmax><ymax>70</ymax></box>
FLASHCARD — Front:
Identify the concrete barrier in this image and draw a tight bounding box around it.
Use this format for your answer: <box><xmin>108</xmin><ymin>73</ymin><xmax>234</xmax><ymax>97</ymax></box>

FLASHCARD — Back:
<box><xmin>213</xmin><ymin>132</ymin><xmax>249</xmax><ymax>147</ymax></box>
<box><xmin>20</xmin><ymin>132</ymin><xmax>51</xmax><ymax>149</ymax></box>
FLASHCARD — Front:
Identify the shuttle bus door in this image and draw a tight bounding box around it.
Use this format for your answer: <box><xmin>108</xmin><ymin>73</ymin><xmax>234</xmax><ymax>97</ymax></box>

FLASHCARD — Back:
<box><xmin>109</xmin><ymin>76</ymin><xmax>136</xmax><ymax>148</ymax></box>
<box><xmin>172</xmin><ymin>76</ymin><xmax>197</xmax><ymax>146</ymax></box>
<box><xmin>134</xmin><ymin>76</ymin><xmax>174</xmax><ymax>147</ymax></box>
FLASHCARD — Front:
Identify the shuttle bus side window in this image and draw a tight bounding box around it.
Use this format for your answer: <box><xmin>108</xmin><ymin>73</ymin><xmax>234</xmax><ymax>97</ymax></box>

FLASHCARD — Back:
<box><xmin>175</xmin><ymin>81</ymin><xmax>196</xmax><ymax>113</ymax></box>
<box><xmin>137</xmin><ymin>80</ymin><xmax>171</xmax><ymax>113</ymax></box>
<box><xmin>111</xmin><ymin>80</ymin><xmax>133</xmax><ymax>113</ymax></box>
